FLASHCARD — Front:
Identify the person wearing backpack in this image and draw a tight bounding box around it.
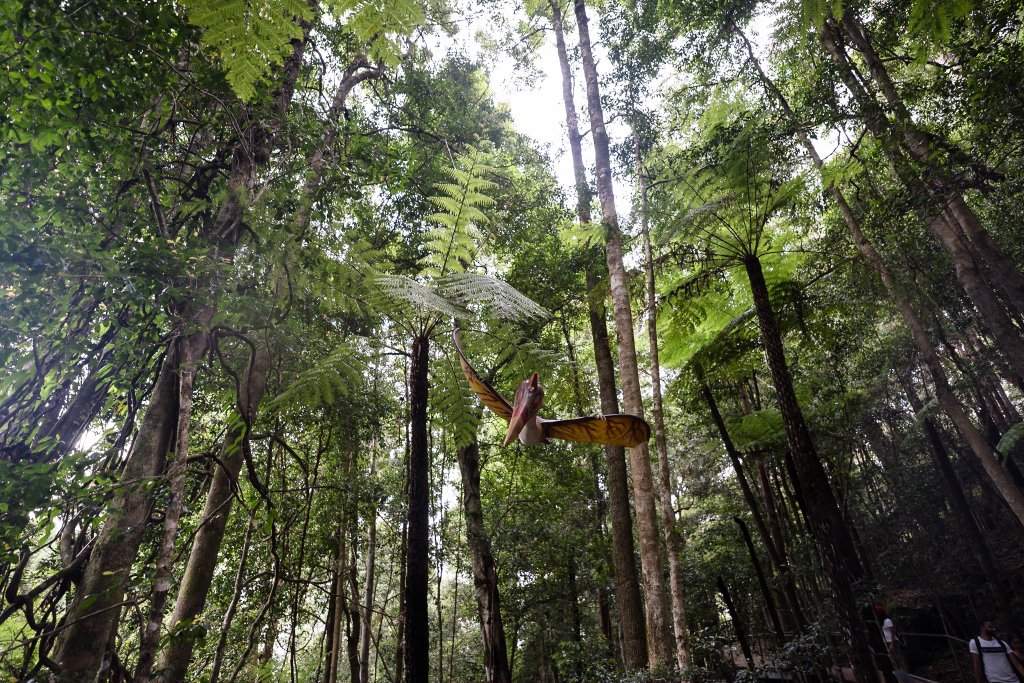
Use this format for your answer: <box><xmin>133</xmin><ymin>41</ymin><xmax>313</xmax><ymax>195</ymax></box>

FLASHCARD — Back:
<box><xmin>970</xmin><ymin>619</ymin><xmax>1024</xmax><ymax>683</ymax></box>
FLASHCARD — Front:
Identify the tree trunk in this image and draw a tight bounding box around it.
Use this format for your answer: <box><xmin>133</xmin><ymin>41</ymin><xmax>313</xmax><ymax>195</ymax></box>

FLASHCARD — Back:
<box><xmin>458</xmin><ymin>440</ymin><xmax>512</xmax><ymax>683</ymax></box>
<box><xmin>404</xmin><ymin>334</ymin><xmax>430</xmax><ymax>683</ymax></box>
<box><xmin>716</xmin><ymin>577</ymin><xmax>754</xmax><ymax>670</ymax></box>
<box><xmin>133</xmin><ymin>330</ymin><xmax>207</xmax><ymax>683</ymax></box>
<box><xmin>836</xmin><ymin>13</ymin><xmax>1024</xmax><ymax>319</ymax></box>
<box><xmin>360</xmin><ymin>448</ymin><xmax>379</xmax><ymax>683</ymax></box>
<box><xmin>207</xmin><ymin>511</ymin><xmax>256</xmax><ymax>683</ymax></box>
<box><xmin>53</xmin><ymin>342</ymin><xmax>182</xmax><ymax>678</ymax></box>
<box><xmin>734</xmin><ymin>517</ymin><xmax>785</xmax><ymax>644</ymax></box>
<box><xmin>637</xmin><ymin>133</ymin><xmax>690</xmax><ymax>672</ymax></box>
<box><xmin>900</xmin><ymin>375</ymin><xmax>1009</xmax><ymax>604</ymax></box>
<box><xmin>159</xmin><ymin>345</ymin><xmax>272</xmax><ymax>683</ymax></box>
<box><xmin>743</xmin><ymin>254</ymin><xmax>878</xmax><ymax>683</ymax></box>
<box><xmin>550</xmin><ymin>1</ymin><xmax>647</xmax><ymax>669</ymax></box>
<box><xmin>573</xmin><ymin>0</ymin><xmax>672</xmax><ymax>669</ymax></box>
<box><xmin>347</xmin><ymin>536</ymin><xmax>362</xmax><ymax>683</ymax></box>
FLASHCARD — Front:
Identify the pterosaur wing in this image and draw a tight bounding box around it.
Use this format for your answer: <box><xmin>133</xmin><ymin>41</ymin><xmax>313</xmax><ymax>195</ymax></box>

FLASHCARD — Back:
<box><xmin>542</xmin><ymin>414</ymin><xmax>651</xmax><ymax>448</ymax></box>
<box><xmin>453</xmin><ymin>328</ymin><xmax>514</xmax><ymax>422</ymax></box>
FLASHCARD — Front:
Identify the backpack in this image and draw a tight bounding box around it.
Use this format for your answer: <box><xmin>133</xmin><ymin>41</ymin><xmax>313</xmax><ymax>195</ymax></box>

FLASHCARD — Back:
<box><xmin>974</xmin><ymin>637</ymin><xmax>1021</xmax><ymax>682</ymax></box>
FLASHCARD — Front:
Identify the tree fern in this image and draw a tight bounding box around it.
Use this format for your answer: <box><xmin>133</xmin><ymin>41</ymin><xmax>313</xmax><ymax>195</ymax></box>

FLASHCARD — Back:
<box><xmin>437</xmin><ymin>273</ymin><xmax>548</xmax><ymax>322</ymax></box>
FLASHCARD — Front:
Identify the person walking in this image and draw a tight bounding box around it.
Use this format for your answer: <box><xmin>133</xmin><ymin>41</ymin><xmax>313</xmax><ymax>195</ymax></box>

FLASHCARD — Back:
<box><xmin>971</xmin><ymin>618</ymin><xmax>1024</xmax><ymax>683</ymax></box>
<box><xmin>874</xmin><ymin>604</ymin><xmax>910</xmax><ymax>682</ymax></box>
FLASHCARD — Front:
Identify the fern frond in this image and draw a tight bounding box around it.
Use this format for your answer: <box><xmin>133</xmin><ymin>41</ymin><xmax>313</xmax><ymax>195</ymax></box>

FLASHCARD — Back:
<box><xmin>265</xmin><ymin>343</ymin><xmax>366</xmax><ymax>413</ymax></box>
<box><xmin>374</xmin><ymin>275</ymin><xmax>471</xmax><ymax>319</ymax></box>
<box><xmin>418</xmin><ymin>148</ymin><xmax>499</xmax><ymax>278</ymax></box>
<box><xmin>182</xmin><ymin>0</ymin><xmax>312</xmax><ymax>101</ymax></box>
<box><xmin>336</xmin><ymin>0</ymin><xmax>426</xmax><ymax>67</ymax></box>
<box><xmin>437</xmin><ymin>273</ymin><xmax>549</xmax><ymax>322</ymax></box>
<box><xmin>431</xmin><ymin>356</ymin><xmax>481</xmax><ymax>449</ymax></box>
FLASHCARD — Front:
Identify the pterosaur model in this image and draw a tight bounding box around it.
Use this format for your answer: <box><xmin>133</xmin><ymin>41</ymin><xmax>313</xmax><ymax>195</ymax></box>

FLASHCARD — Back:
<box><xmin>453</xmin><ymin>328</ymin><xmax>651</xmax><ymax>448</ymax></box>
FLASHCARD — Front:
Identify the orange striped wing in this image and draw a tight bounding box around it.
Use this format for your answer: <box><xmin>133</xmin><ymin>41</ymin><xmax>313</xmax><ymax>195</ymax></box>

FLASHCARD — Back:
<box><xmin>543</xmin><ymin>414</ymin><xmax>651</xmax><ymax>447</ymax></box>
<box><xmin>453</xmin><ymin>328</ymin><xmax>513</xmax><ymax>422</ymax></box>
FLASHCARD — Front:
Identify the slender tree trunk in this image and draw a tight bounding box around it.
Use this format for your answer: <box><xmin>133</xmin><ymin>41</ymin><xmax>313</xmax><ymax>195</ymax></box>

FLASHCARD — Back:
<box><xmin>734</xmin><ymin>517</ymin><xmax>784</xmax><ymax>644</ymax></box>
<box><xmin>573</xmin><ymin>0</ymin><xmax>672</xmax><ymax>669</ymax></box>
<box><xmin>458</xmin><ymin>439</ymin><xmax>512</xmax><ymax>683</ymax></box>
<box><xmin>716</xmin><ymin>577</ymin><xmax>754</xmax><ymax>669</ymax></box>
<box><xmin>550</xmin><ymin>1</ymin><xmax>647</xmax><ymax>668</ymax></box>
<box><xmin>404</xmin><ymin>334</ymin><xmax>430</xmax><ymax>683</ymax></box>
<box><xmin>636</xmin><ymin>132</ymin><xmax>690</xmax><ymax>672</ymax></box>
<box><xmin>737</xmin><ymin>26</ymin><xmax>1024</xmax><ymax>529</ymax></box>
<box><xmin>360</xmin><ymin>448</ymin><xmax>379</xmax><ymax>683</ymax></box>
<box><xmin>133</xmin><ymin>330</ymin><xmax>206</xmax><ymax>683</ymax></box>
<box><xmin>347</xmin><ymin>536</ymin><xmax>362</xmax><ymax>683</ymax></box>
<box><xmin>327</xmin><ymin>526</ymin><xmax>348</xmax><ymax>683</ymax></box>
<box><xmin>207</xmin><ymin>511</ymin><xmax>256</xmax><ymax>683</ymax></box>
<box><xmin>53</xmin><ymin>342</ymin><xmax>182</xmax><ymax>678</ymax></box>
<box><xmin>900</xmin><ymin>375</ymin><xmax>1009</xmax><ymax>602</ymax></box>
<box><xmin>559</xmin><ymin>319</ymin><xmax>615</xmax><ymax>650</ymax></box>
<box><xmin>159</xmin><ymin>345</ymin><xmax>272</xmax><ymax>682</ymax></box>
<box><xmin>743</xmin><ymin>254</ymin><xmax>878</xmax><ymax>683</ymax></box>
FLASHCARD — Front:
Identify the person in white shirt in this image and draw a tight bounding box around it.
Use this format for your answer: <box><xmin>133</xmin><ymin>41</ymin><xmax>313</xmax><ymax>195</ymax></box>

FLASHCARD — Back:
<box><xmin>970</xmin><ymin>619</ymin><xmax>1024</xmax><ymax>683</ymax></box>
<box><xmin>874</xmin><ymin>604</ymin><xmax>906</xmax><ymax>673</ymax></box>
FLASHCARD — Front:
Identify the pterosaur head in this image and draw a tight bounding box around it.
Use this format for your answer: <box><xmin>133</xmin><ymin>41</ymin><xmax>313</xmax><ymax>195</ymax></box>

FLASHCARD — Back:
<box><xmin>503</xmin><ymin>372</ymin><xmax>544</xmax><ymax>446</ymax></box>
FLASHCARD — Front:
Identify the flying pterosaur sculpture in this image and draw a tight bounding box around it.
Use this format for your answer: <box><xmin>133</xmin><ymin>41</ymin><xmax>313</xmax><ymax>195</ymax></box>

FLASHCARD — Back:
<box><xmin>453</xmin><ymin>328</ymin><xmax>651</xmax><ymax>448</ymax></box>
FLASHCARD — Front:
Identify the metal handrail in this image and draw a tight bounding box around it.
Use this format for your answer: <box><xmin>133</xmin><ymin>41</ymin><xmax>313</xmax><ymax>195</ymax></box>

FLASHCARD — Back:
<box><xmin>898</xmin><ymin>632</ymin><xmax>972</xmax><ymax>683</ymax></box>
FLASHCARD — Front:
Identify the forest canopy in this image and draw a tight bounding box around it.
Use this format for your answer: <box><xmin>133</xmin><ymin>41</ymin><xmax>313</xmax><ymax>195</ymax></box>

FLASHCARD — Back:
<box><xmin>2</xmin><ymin>0</ymin><xmax>1024</xmax><ymax>682</ymax></box>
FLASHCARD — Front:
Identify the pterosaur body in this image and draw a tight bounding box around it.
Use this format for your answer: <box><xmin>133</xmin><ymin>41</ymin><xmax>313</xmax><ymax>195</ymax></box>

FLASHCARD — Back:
<box><xmin>453</xmin><ymin>328</ymin><xmax>651</xmax><ymax>448</ymax></box>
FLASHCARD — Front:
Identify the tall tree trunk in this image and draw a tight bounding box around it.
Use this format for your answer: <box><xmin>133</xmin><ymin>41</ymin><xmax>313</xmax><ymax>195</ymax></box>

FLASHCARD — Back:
<box><xmin>52</xmin><ymin>341</ymin><xmax>182</xmax><ymax>678</ymax></box>
<box><xmin>347</xmin><ymin>536</ymin><xmax>362</xmax><ymax>683</ymax></box>
<box><xmin>404</xmin><ymin>334</ymin><xmax>430</xmax><ymax>683</ymax></box>
<box><xmin>159</xmin><ymin>345</ymin><xmax>272</xmax><ymax>683</ymax></box>
<box><xmin>360</xmin><ymin>447</ymin><xmax>379</xmax><ymax>683</ymax></box>
<box><xmin>899</xmin><ymin>375</ymin><xmax>1009</xmax><ymax>605</ymax></box>
<box><xmin>736</xmin><ymin>25</ymin><xmax>1024</xmax><ymax>529</ymax></box>
<box><xmin>636</xmin><ymin>133</ymin><xmax>690</xmax><ymax>672</ymax></box>
<box><xmin>743</xmin><ymin>254</ymin><xmax>878</xmax><ymax>683</ymax></box>
<box><xmin>734</xmin><ymin>517</ymin><xmax>785</xmax><ymax>644</ymax></box>
<box><xmin>572</xmin><ymin>0</ymin><xmax>673</xmax><ymax>669</ymax></box>
<box><xmin>207</xmin><ymin>511</ymin><xmax>256</xmax><ymax>683</ymax></box>
<box><xmin>716</xmin><ymin>577</ymin><xmax>754</xmax><ymax>670</ymax></box>
<box><xmin>559</xmin><ymin>319</ymin><xmax>615</xmax><ymax>650</ymax></box>
<box><xmin>550</xmin><ymin>1</ymin><xmax>647</xmax><ymax>668</ymax></box>
<box><xmin>458</xmin><ymin>439</ymin><xmax>512</xmax><ymax>683</ymax></box>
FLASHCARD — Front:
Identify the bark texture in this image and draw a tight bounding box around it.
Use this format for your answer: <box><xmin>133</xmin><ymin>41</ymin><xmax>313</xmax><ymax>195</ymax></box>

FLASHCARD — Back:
<box><xmin>157</xmin><ymin>345</ymin><xmax>273</xmax><ymax>682</ymax></box>
<box><xmin>637</xmin><ymin>136</ymin><xmax>690</xmax><ymax>672</ymax></box>
<box><xmin>458</xmin><ymin>440</ymin><xmax>512</xmax><ymax>683</ymax></box>
<box><xmin>573</xmin><ymin>0</ymin><xmax>673</xmax><ymax>669</ymax></box>
<box><xmin>743</xmin><ymin>254</ymin><xmax>878</xmax><ymax>683</ymax></box>
<box><xmin>550</xmin><ymin>1</ymin><xmax>648</xmax><ymax>668</ymax></box>
<box><xmin>404</xmin><ymin>334</ymin><xmax>430</xmax><ymax>683</ymax></box>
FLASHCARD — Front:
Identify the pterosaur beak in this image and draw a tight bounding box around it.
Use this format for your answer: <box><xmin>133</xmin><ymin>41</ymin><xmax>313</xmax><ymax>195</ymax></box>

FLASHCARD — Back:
<box><xmin>503</xmin><ymin>373</ymin><xmax>539</xmax><ymax>447</ymax></box>
<box><xmin>503</xmin><ymin>401</ymin><xmax>529</xmax><ymax>447</ymax></box>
